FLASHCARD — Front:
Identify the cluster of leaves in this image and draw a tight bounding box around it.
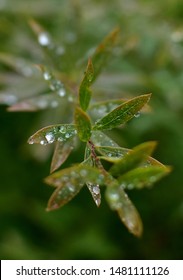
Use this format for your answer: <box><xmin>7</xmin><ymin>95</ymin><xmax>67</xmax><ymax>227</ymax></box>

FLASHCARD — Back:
<box><xmin>14</xmin><ymin>24</ymin><xmax>169</xmax><ymax>237</ymax></box>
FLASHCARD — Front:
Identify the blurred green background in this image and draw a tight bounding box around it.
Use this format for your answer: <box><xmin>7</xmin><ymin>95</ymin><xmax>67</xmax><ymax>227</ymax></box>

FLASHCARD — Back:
<box><xmin>0</xmin><ymin>0</ymin><xmax>183</xmax><ymax>259</ymax></box>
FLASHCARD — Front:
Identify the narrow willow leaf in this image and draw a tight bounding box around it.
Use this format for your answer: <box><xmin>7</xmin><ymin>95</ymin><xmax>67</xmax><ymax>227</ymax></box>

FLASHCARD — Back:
<box><xmin>45</xmin><ymin>165</ymin><xmax>105</xmax><ymax>210</ymax></box>
<box><xmin>74</xmin><ymin>107</ymin><xmax>91</xmax><ymax>142</ymax></box>
<box><xmin>93</xmin><ymin>94</ymin><xmax>151</xmax><ymax>131</ymax></box>
<box><xmin>91</xmin><ymin>131</ymin><xmax>119</xmax><ymax>147</ymax></box>
<box><xmin>118</xmin><ymin>166</ymin><xmax>171</xmax><ymax>190</ymax></box>
<box><xmin>28</xmin><ymin>124</ymin><xmax>77</xmax><ymax>145</ymax></box>
<box><xmin>96</xmin><ymin>146</ymin><xmax>129</xmax><ymax>162</ymax></box>
<box><xmin>96</xmin><ymin>145</ymin><xmax>165</xmax><ymax>167</ymax></box>
<box><xmin>50</xmin><ymin>138</ymin><xmax>75</xmax><ymax>173</ymax></box>
<box><xmin>89</xmin><ymin>99</ymin><xmax>151</xmax><ymax>122</ymax></box>
<box><xmin>92</xmin><ymin>27</ymin><xmax>120</xmax><ymax>82</ymax></box>
<box><xmin>84</xmin><ymin>145</ymin><xmax>101</xmax><ymax>207</ymax></box>
<box><xmin>106</xmin><ymin>182</ymin><xmax>143</xmax><ymax>237</ymax></box>
<box><xmin>79</xmin><ymin>58</ymin><xmax>94</xmax><ymax>111</ymax></box>
<box><xmin>89</xmin><ymin>99</ymin><xmax>126</xmax><ymax>121</ymax></box>
<box><xmin>0</xmin><ymin>52</ymin><xmax>37</xmax><ymax>77</ymax></box>
<box><xmin>110</xmin><ymin>141</ymin><xmax>157</xmax><ymax>176</ymax></box>
<box><xmin>8</xmin><ymin>92</ymin><xmax>64</xmax><ymax>112</ymax></box>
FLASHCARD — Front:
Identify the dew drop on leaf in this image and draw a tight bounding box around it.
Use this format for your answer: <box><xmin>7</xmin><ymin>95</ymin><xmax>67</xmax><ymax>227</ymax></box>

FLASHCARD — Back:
<box><xmin>59</xmin><ymin>126</ymin><xmax>67</xmax><ymax>134</ymax></box>
<box><xmin>134</xmin><ymin>111</ymin><xmax>140</xmax><ymax>118</ymax></box>
<box><xmin>38</xmin><ymin>32</ymin><xmax>51</xmax><ymax>46</ymax></box>
<box><xmin>40</xmin><ymin>140</ymin><xmax>47</xmax><ymax>145</ymax></box>
<box><xmin>43</xmin><ymin>71</ymin><xmax>52</xmax><ymax>80</ymax></box>
<box><xmin>57</xmin><ymin>88</ymin><xmax>66</xmax><ymax>97</ymax></box>
<box><xmin>65</xmin><ymin>133</ymin><xmax>71</xmax><ymax>139</ymax></box>
<box><xmin>45</xmin><ymin>132</ymin><xmax>55</xmax><ymax>144</ymax></box>
<box><xmin>50</xmin><ymin>100</ymin><xmax>59</xmax><ymax>108</ymax></box>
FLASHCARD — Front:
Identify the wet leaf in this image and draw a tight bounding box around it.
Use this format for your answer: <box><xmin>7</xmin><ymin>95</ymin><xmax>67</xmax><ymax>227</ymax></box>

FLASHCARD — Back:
<box><xmin>84</xmin><ymin>145</ymin><xmax>101</xmax><ymax>207</ymax></box>
<box><xmin>79</xmin><ymin>58</ymin><xmax>94</xmax><ymax>111</ymax></box>
<box><xmin>28</xmin><ymin>124</ymin><xmax>77</xmax><ymax>145</ymax></box>
<box><xmin>89</xmin><ymin>99</ymin><xmax>151</xmax><ymax>122</ymax></box>
<box><xmin>91</xmin><ymin>131</ymin><xmax>119</xmax><ymax>147</ymax></box>
<box><xmin>118</xmin><ymin>165</ymin><xmax>171</xmax><ymax>190</ymax></box>
<box><xmin>96</xmin><ymin>146</ymin><xmax>129</xmax><ymax>162</ymax></box>
<box><xmin>50</xmin><ymin>138</ymin><xmax>75</xmax><ymax>173</ymax></box>
<box><xmin>92</xmin><ymin>27</ymin><xmax>120</xmax><ymax>82</ymax></box>
<box><xmin>45</xmin><ymin>165</ymin><xmax>105</xmax><ymax>210</ymax></box>
<box><xmin>110</xmin><ymin>141</ymin><xmax>157</xmax><ymax>176</ymax></box>
<box><xmin>89</xmin><ymin>99</ymin><xmax>126</xmax><ymax>121</ymax></box>
<box><xmin>0</xmin><ymin>52</ymin><xmax>38</xmax><ymax>77</ymax></box>
<box><xmin>7</xmin><ymin>92</ymin><xmax>64</xmax><ymax>112</ymax></box>
<box><xmin>93</xmin><ymin>94</ymin><xmax>151</xmax><ymax>131</ymax></box>
<box><xmin>74</xmin><ymin>107</ymin><xmax>91</xmax><ymax>142</ymax></box>
<box><xmin>106</xmin><ymin>182</ymin><xmax>143</xmax><ymax>237</ymax></box>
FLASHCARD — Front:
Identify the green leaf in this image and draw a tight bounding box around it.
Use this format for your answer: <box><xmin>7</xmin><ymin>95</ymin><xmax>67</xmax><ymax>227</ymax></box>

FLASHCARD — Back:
<box><xmin>79</xmin><ymin>58</ymin><xmax>94</xmax><ymax>111</ymax></box>
<box><xmin>45</xmin><ymin>165</ymin><xmax>105</xmax><ymax>211</ymax></box>
<box><xmin>74</xmin><ymin>107</ymin><xmax>92</xmax><ymax>142</ymax></box>
<box><xmin>28</xmin><ymin>124</ymin><xmax>77</xmax><ymax>145</ymax></box>
<box><xmin>83</xmin><ymin>145</ymin><xmax>101</xmax><ymax>207</ymax></box>
<box><xmin>118</xmin><ymin>165</ymin><xmax>171</xmax><ymax>190</ymax></box>
<box><xmin>0</xmin><ymin>52</ymin><xmax>38</xmax><ymax>77</ymax></box>
<box><xmin>8</xmin><ymin>92</ymin><xmax>65</xmax><ymax>112</ymax></box>
<box><xmin>89</xmin><ymin>99</ymin><xmax>126</xmax><ymax>121</ymax></box>
<box><xmin>106</xmin><ymin>182</ymin><xmax>143</xmax><ymax>237</ymax></box>
<box><xmin>92</xmin><ymin>27</ymin><xmax>120</xmax><ymax>82</ymax></box>
<box><xmin>93</xmin><ymin>94</ymin><xmax>151</xmax><ymax>131</ymax></box>
<box><xmin>91</xmin><ymin>131</ymin><xmax>119</xmax><ymax>147</ymax></box>
<box><xmin>50</xmin><ymin>137</ymin><xmax>76</xmax><ymax>173</ymax></box>
<box><xmin>89</xmin><ymin>99</ymin><xmax>151</xmax><ymax>122</ymax></box>
<box><xmin>96</xmin><ymin>145</ymin><xmax>129</xmax><ymax>162</ymax></box>
<box><xmin>110</xmin><ymin>141</ymin><xmax>157</xmax><ymax>176</ymax></box>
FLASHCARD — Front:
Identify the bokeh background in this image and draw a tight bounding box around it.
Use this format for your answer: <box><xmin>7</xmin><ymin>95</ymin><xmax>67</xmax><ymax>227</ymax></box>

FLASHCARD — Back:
<box><xmin>0</xmin><ymin>0</ymin><xmax>183</xmax><ymax>259</ymax></box>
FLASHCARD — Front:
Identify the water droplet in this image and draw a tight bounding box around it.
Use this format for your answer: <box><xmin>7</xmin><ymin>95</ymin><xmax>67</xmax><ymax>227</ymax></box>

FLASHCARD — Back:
<box><xmin>59</xmin><ymin>126</ymin><xmax>66</xmax><ymax>134</ymax></box>
<box><xmin>38</xmin><ymin>32</ymin><xmax>51</xmax><ymax>46</ymax></box>
<box><xmin>109</xmin><ymin>191</ymin><xmax>119</xmax><ymax>201</ymax></box>
<box><xmin>68</xmin><ymin>95</ymin><xmax>74</xmax><ymax>102</ymax></box>
<box><xmin>62</xmin><ymin>175</ymin><xmax>69</xmax><ymax>182</ymax></box>
<box><xmin>65</xmin><ymin>133</ymin><xmax>71</xmax><ymax>139</ymax></box>
<box><xmin>134</xmin><ymin>111</ymin><xmax>140</xmax><ymax>118</ymax></box>
<box><xmin>37</xmin><ymin>99</ymin><xmax>48</xmax><ymax>109</ymax></box>
<box><xmin>57</xmin><ymin>88</ymin><xmax>66</xmax><ymax>97</ymax></box>
<box><xmin>98</xmin><ymin>105</ymin><xmax>107</xmax><ymax>115</ymax></box>
<box><xmin>45</xmin><ymin>132</ymin><xmax>55</xmax><ymax>143</ymax></box>
<box><xmin>127</xmin><ymin>183</ymin><xmax>134</xmax><ymax>190</ymax></box>
<box><xmin>50</xmin><ymin>100</ymin><xmax>59</xmax><ymax>108</ymax></box>
<box><xmin>28</xmin><ymin>138</ymin><xmax>34</xmax><ymax>144</ymax></box>
<box><xmin>150</xmin><ymin>176</ymin><xmax>156</xmax><ymax>183</ymax></box>
<box><xmin>43</xmin><ymin>72</ymin><xmax>52</xmax><ymax>80</ymax></box>
<box><xmin>40</xmin><ymin>140</ymin><xmax>47</xmax><ymax>145</ymax></box>
<box><xmin>80</xmin><ymin>169</ymin><xmax>87</xmax><ymax>177</ymax></box>
<box><xmin>58</xmin><ymin>137</ymin><xmax>63</xmax><ymax>142</ymax></box>
<box><xmin>50</xmin><ymin>80</ymin><xmax>62</xmax><ymax>91</ymax></box>
<box><xmin>120</xmin><ymin>183</ymin><xmax>126</xmax><ymax>189</ymax></box>
<box><xmin>56</xmin><ymin>46</ymin><xmax>65</xmax><ymax>55</ymax></box>
<box><xmin>93</xmin><ymin>185</ymin><xmax>100</xmax><ymax>195</ymax></box>
<box><xmin>68</xmin><ymin>185</ymin><xmax>75</xmax><ymax>192</ymax></box>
